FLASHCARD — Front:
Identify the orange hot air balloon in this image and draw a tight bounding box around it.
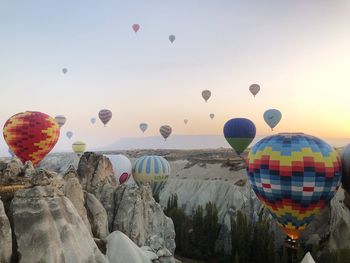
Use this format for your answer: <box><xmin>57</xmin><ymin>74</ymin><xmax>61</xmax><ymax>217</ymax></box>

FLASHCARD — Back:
<box><xmin>3</xmin><ymin>111</ymin><xmax>60</xmax><ymax>166</ymax></box>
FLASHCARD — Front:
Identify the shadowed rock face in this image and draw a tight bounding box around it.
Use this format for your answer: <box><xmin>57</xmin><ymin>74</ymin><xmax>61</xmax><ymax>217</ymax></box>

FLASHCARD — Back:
<box><xmin>85</xmin><ymin>192</ymin><xmax>109</xmax><ymax>239</ymax></box>
<box><xmin>0</xmin><ymin>198</ymin><xmax>12</xmax><ymax>262</ymax></box>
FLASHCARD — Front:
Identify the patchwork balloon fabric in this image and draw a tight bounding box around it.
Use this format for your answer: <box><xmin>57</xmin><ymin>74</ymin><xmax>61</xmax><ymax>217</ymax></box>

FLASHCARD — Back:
<box><xmin>133</xmin><ymin>155</ymin><xmax>170</xmax><ymax>195</ymax></box>
<box><xmin>246</xmin><ymin>133</ymin><xmax>342</xmax><ymax>240</ymax></box>
<box><xmin>3</xmin><ymin>111</ymin><xmax>60</xmax><ymax>166</ymax></box>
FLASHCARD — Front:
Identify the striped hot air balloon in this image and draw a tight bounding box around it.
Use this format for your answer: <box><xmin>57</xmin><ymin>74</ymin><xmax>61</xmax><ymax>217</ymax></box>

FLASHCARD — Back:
<box><xmin>160</xmin><ymin>125</ymin><xmax>172</xmax><ymax>140</ymax></box>
<box><xmin>3</xmin><ymin>111</ymin><xmax>60</xmax><ymax>166</ymax></box>
<box><xmin>98</xmin><ymin>109</ymin><xmax>112</xmax><ymax>126</ymax></box>
<box><xmin>55</xmin><ymin>115</ymin><xmax>66</xmax><ymax>128</ymax></box>
<box><xmin>223</xmin><ymin>118</ymin><xmax>256</xmax><ymax>155</ymax></box>
<box><xmin>132</xmin><ymin>155</ymin><xmax>170</xmax><ymax>195</ymax></box>
<box><xmin>72</xmin><ymin>141</ymin><xmax>86</xmax><ymax>155</ymax></box>
<box><xmin>246</xmin><ymin>133</ymin><xmax>342</xmax><ymax>240</ymax></box>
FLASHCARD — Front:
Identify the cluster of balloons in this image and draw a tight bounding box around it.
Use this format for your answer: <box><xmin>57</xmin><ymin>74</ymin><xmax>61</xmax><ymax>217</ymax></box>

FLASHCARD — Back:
<box><xmin>132</xmin><ymin>23</ymin><xmax>176</xmax><ymax>44</ymax></box>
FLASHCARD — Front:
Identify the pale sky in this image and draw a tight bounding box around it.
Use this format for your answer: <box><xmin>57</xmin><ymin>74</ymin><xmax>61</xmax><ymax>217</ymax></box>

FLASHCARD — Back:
<box><xmin>1</xmin><ymin>0</ymin><xmax>350</xmax><ymax>152</ymax></box>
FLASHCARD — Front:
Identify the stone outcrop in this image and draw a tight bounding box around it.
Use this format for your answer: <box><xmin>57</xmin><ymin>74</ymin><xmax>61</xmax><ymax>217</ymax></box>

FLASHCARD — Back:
<box><xmin>0</xmin><ymin>197</ymin><xmax>12</xmax><ymax>262</ymax></box>
<box><xmin>85</xmin><ymin>192</ymin><xmax>109</xmax><ymax>239</ymax></box>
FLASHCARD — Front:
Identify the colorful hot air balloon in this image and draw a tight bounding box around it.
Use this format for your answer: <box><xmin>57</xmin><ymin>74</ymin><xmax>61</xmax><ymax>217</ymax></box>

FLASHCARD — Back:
<box><xmin>249</xmin><ymin>84</ymin><xmax>260</xmax><ymax>97</ymax></box>
<box><xmin>246</xmin><ymin>133</ymin><xmax>342</xmax><ymax>240</ymax></box>
<box><xmin>3</xmin><ymin>111</ymin><xmax>60</xmax><ymax>166</ymax></box>
<box><xmin>72</xmin><ymin>141</ymin><xmax>86</xmax><ymax>155</ymax></box>
<box><xmin>169</xmin><ymin>35</ymin><xmax>175</xmax><ymax>43</ymax></box>
<box><xmin>105</xmin><ymin>154</ymin><xmax>132</xmax><ymax>184</ymax></box>
<box><xmin>132</xmin><ymin>155</ymin><xmax>170</xmax><ymax>195</ymax></box>
<box><xmin>209</xmin><ymin>113</ymin><xmax>215</xmax><ymax>120</ymax></box>
<box><xmin>202</xmin><ymin>90</ymin><xmax>211</xmax><ymax>102</ymax></box>
<box><xmin>341</xmin><ymin>144</ymin><xmax>350</xmax><ymax>193</ymax></box>
<box><xmin>91</xmin><ymin>118</ymin><xmax>96</xmax><ymax>124</ymax></box>
<box><xmin>98</xmin><ymin>109</ymin><xmax>112</xmax><ymax>126</ymax></box>
<box><xmin>132</xmin><ymin>24</ymin><xmax>140</xmax><ymax>33</ymax></box>
<box><xmin>263</xmin><ymin>109</ymin><xmax>282</xmax><ymax>131</ymax></box>
<box><xmin>66</xmin><ymin>131</ymin><xmax>73</xmax><ymax>139</ymax></box>
<box><xmin>62</xmin><ymin>68</ymin><xmax>68</xmax><ymax>74</ymax></box>
<box><xmin>55</xmin><ymin>115</ymin><xmax>66</xmax><ymax>128</ymax></box>
<box><xmin>139</xmin><ymin>123</ymin><xmax>148</xmax><ymax>133</ymax></box>
<box><xmin>223</xmin><ymin>118</ymin><xmax>256</xmax><ymax>155</ymax></box>
<box><xmin>160</xmin><ymin>125</ymin><xmax>172</xmax><ymax>140</ymax></box>
<box><xmin>184</xmin><ymin>119</ymin><xmax>188</xmax><ymax>125</ymax></box>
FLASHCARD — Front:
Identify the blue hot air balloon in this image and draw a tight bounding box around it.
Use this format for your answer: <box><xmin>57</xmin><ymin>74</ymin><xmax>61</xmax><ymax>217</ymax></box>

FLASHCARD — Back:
<box><xmin>223</xmin><ymin>118</ymin><xmax>256</xmax><ymax>155</ymax></box>
<box><xmin>263</xmin><ymin>109</ymin><xmax>282</xmax><ymax>131</ymax></box>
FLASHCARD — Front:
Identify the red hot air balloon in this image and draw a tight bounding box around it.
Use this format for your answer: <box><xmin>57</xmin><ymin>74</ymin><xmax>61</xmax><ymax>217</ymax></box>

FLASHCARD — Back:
<box><xmin>132</xmin><ymin>24</ymin><xmax>140</xmax><ymax>33</ymax></box>
<box><xmin>98</xmin><ymin>109</ymin><xmax>112</xmax><ymax>126</ymax></box>
<box><xmin>3</xmin><ymin>111</ymin><xmax>60</xmax><ymax>166</ymax></box>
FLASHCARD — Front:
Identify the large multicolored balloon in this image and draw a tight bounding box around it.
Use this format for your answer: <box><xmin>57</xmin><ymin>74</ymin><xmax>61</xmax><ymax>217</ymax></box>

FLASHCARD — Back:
<box><xmin>202</xmin><ymin>90</ymin><xmax>211</xmax><ymax>102</ymax></box>
<box><xmin>90</xmin><ymin>117</ymin><xmax>96</xmax><ymax>124</ymax></box>
<box><xmin>98</xmin><ymin>109</ymin><xmax>112</xmax><ymax>126</ymax></box>
<box><xmin>139</xmin><ymin>123</ymin><xmax>148</xmax><ymax>133</ymax></box>
<box><xmin>105</xmin><ymin>154</ymin><xmax>132</xmax><ymax>184</ymax></box>
<box><xmin>341</xmin><ymin>144</ymin><xmax>350</xmax><ymax>193</ymax></box>
<box><xmin>249</xmin><ymin>84</ymin><xmax>260</xmax><ymax>97</ymax></box>
<box><xmin>209</xmin><ymin>113</ymin><xmax>215</xmax><ymax>120</ymax></box>
<box><xmin>160</xmin><ymin>125</ymin><xmax>172</xmax><ymax>140</ymax></box>
<box><xmin>3</xmin><ymin>111</ymin><xmax>60</xmax><ymax>166</ymax></box>
<box><xmin>246</xmin><ymin>133</ymin><xmax>342</xmax><ymax>240</ymax></box>
<box><xmin>223</xmin><ymin>118</ymin><xmax>256</xmax><ymax>154</ymax></box>
<box><xmin>169</xmin><ymin>35</ymin><xmax>175</xmax><ymax>43</ymax></box>
<box><xmin>263</xmin><ymin>109</ymin><xmax>282</xmax><ymax>130</ymax></box>
<box><xmin>66</xmin><ymin>131</ymin><xmax>73</xmax><ymax>139</ymax></box>
<box><xmin>132</xmin><ymin>155</ymin><xmax>170</xmax><ymax>195</ymax></box>
<box><xmin>55</xmin><ymin>115</ymin><xmax>66</xmax><ymax>128</ymax></box>
<box><xmin>132</xmin><ymin>24</ymin><xmax>140</xmax><ymax>33</ymax></box>
<box><xmin>72</xmin><ymin>141</ymin><xmax>86</xmax><ymax>155</ymax></box>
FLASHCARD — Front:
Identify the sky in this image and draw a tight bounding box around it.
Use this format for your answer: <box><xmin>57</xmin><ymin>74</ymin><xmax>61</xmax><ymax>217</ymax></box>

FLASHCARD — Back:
<box><xmin>1</xmin><ymin>0</ymin><xmax>350</xmax><ymax>153</ymax></box>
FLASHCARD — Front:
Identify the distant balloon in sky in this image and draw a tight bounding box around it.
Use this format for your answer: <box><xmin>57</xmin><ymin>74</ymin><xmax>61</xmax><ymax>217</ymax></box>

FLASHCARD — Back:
<box><xmin>132</xmin><ymin>24</ymin><xmax>140</xmax><ymax>33</ymax></box>
<box><xmin>202</xmin><ymin>90</ymin><xmax>211</xmax><ymax>102</ymax></box>
<box><xmin>105</xmin><ymin>154</ymin><xmax>132</xmax><ymax>185</ymax></box>
<box><xmin>263</xmin><ymin>109</ymin><xmax>282</xmax><ymax>130</ymax></box>
<box><xmin>341</xmin><ymin>144</ymin><xmax>350</xmax><ymax>193</ymax></box>
<box><xmin>62</xmin><ymin>68</ymin><xmax>68</xmax><ymax>74</ymax></box>
<box><xmin>209</xmin><ymin>113</ymin><xmax>215</xmax><ymax>120</ymax></box>
<box><xmin>184</xmin><ymin>119</ymin><xmax>188</xmax><ymax>125</ymax></box>
<box><xmin>66</xmin><ymin>131</ymin><xmax>73</xmax><ymax>139</ymax></box>
<box><xmin>90</xmin><ymin>118</ymin><xmax>96</xmax><ymax>124</ymax></box>
<box><xmin>55</xmin><ymin>115</ymin><xmax>66</xmax><ymax>128</ymax></box>
<box><xmin>139</xmin><ymin>123</ymin><xmax>148</xmax><ymax>133</ymax></box>
<box><xmin>98</xmin><ymin>109</ymin><xmax>112</xmax><ymax>126</ymax></box>
<box><xmin>72</xmin><ymin>141</ymin><xmax>86</xmax><ymax>155</ymax></box>
<box><xmin>249</xmin><ymin>84</ymin><xmax>260</xmax><ymax>97</ymax></box>
<box><xmin>223</xmin><ymin>118</ymin><xmax>256</xmax><ymax>155</ymax></box>
<box><xmin>169</xmin><ymin>35</ymin><xmax>176</xmax><ymax>43</ymax></box>
<box><xmin>160</xmin><ymin>125</ymin><xmax>172</xmax><ymax>140</ymax></box>
<box><xmin>3</xmin><ymin>111</ymin><xmax>60</xmax><ymax>166</ymax></box>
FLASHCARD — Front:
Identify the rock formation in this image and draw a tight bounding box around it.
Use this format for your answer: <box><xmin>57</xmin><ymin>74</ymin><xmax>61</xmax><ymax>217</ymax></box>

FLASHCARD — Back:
<box><xmin>0</xmin><ymin>197</ymin><xmax>12</xmax><ymax>262</ymax></box>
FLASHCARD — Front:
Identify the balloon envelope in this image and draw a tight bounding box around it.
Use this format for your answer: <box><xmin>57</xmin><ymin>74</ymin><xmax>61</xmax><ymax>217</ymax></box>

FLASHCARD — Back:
<box><xmin>98</xmin><ymin>109</ymin><xmax>112</xmax><ymax>126</ymax></box>
<box><xmin>66</xmin><ymin>131</ymin><xmax>73</xmax><ymax>139</ymax></box>
<box><xmin>169</xmin><ymin>35</ymin><xmax>175</xmax><ymax>43</ymax></box>
<box><xmin>263</xmin><ymin>109</ymin><xmax>282</xmax><ymax>130</ymax></box>
<box><xmin>247</xmin><ymin>133</ymin><xmax>342</xmax><ymax>240</ymax></box>
<box><xmin>91</xmin><ymin>118</ymin><xmax>96</xmax><ymax>124</ymax></box>
<box><xmin>202</xmin><ymin>90</ymin><xmax>211</xmax><ymax>102</ymax></box>
<box><xmin>132</xmin><ymin>155</ymin><xmax>170</xmax><ymax>195</ymax></box>
<box><xmin>3</xmin><ymin>111</ymin><xmax>60</xmax><ymax>166</ymax></box>
<box><xmin>160</xmin><ymin>125</ymin><xmax>172</xmax><ymax>140</ymax></box>
<box><xmin>209</xmin><ymin>113</ymin><xmax>215</xmax><ymax>119</ymax></box>
<box><xmin>341</xmin><ymin>144</ymin><xmax>350</xmax><ymax>192</ymax></box>
<box><xmin>62</xmin><ymin>68</ymin><xmax>67</xmax><ymax>74</ymax></box>
<box><xmin>139</xmin><ymin>123</ymin><xmax>148</xmax><ymax>133</ymax></box>
<box><xmin>105</xmin><ymin>154</ymin><xmax>132</xmax><ymax>184</ymax></box>
<box><xmin>223</xmin><ymin>118</ymin><xmax>256</xmax><ymax>154</ymax></box>
<box><xmin>132</xmin><ymin>24</ymin><xmax>140</xmax><ymax>33</ymax></box>
<box><xmin>249</xmin><ymin>84</ymin><xmax>260</xmax><ymax>97</ymax></box>
<box><xmin>55</xmin><ymin>115</ymin><xmax>66</xmax><ymax>128</ymax></box>
<box><xmin>72</xmin><ymin>141</ymin><xmax>86</xmax><ymax>154</ymax></box>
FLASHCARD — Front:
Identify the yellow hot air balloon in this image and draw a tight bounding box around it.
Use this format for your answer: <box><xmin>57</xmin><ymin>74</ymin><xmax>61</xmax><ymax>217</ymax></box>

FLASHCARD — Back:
<box><xmin>72</xmin><ymin>141</ymin><xmax>86</xmax><ymax>155</ymax></box>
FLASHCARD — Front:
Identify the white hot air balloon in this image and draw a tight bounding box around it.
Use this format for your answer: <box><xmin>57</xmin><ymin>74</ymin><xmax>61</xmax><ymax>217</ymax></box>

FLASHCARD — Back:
<box><xmin>263</xmin><ymin>109</ymin><xmax>282</xmax><ymax>130</ymax></box>
<box><xmin>105</xmin><ymin>154</ymin><xmax>132</xmax><ymax>185</ymax></box>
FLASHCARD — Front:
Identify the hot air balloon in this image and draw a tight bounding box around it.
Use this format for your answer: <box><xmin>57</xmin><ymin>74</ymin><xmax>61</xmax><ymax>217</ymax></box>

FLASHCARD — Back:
<box><xmin>72</xmin><ymin>141</ymin><xmax>86</xmax><ymax>155</ymax></box>
<box><xmin>202</xmin><ymin>90</ymin><xmax>211</xmax><ymax>102</ymax></box>
<box><xmin>105</xmin><ymin>154</ymin><xmax>132</xmax><ymax>184</ymax></box>
<box><xmin>263</xmin><ymin>109</ymin><xmax>282</xmax><ymax>130</ymax></box>
<box><xmin>62</xmin><ymin>68</ymin><xmax>68</xmax><ymax>74</ymax></box>
<box><xmin>66</xmin><ymin>131</ymin><xmax>73</xmax><ymax>139</ymax></box>
<box><xmin>132</xmin><ymin>24</ymin><xmax>140</xmax><ymax>33</ymax></box>
<box><xmin>223</xmin><ymin>118</ymin><xmax>256</xmax><ymax>155</ymax></box>
<box><xmin>139</xmin><ymin>123</ymin><xmax>148</xmax><ymax>133</ymax></box>
<box><xmin>132</xmin><ymin>155</ymin><xmax>170</xmax><ymax>195</ymax></box>
<box><xmin>91</xmin><ymin>118</ymin><xmax>96</xmax><ymax>124</ymax></box>
<box><xmin>160</xmin><ymin>125</ymin><xmax>172</xmax><ymax>140</ymax></box>
<box><xmin>246</xmin><ymin>133</ymin><xmax>342</xmax><ymax>240</ymax></box>
<box><xmin>98</xmin><ymin>109</ymin><xmax>112</xmax><ymax>126</ymax></box>
<box><xmin>3</xmin><ymin>111</ymin><xmax>60</xmax><ymax>166</ymax></box>
<box><xmin>169</xmin><ymin>35</ymin><xmax>175</xmax><ymax>43</ymax></box>
<box><xmin>249</xmin><ymin>84</ymin><xmax>260</xmax><ymax>97</ymax></box>
<box><xmin>341</xmin><ymin>144</ymin><xmax>350</xmax><ymax>193</ymax></box>
<box><xmin>55</xmin><ymin>115</ymin><xmax>66</xmax><ymax>128</ymax></box>
<box><xmin>184</xmin><ymin>119</ymin><xmax>188</xmax><ymax>125</ymax></box>
<box><xmin>209</xmin><ymin>113</ymin><xmax>215</xmax><ymax>120</ymax></box>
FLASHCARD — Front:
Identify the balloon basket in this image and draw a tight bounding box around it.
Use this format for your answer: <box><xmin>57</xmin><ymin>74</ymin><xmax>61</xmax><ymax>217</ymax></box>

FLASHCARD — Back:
<box><xmin>283</xmin><ymin>236</ymin><xmax>299</xmax><ymax>251</ymax></box>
